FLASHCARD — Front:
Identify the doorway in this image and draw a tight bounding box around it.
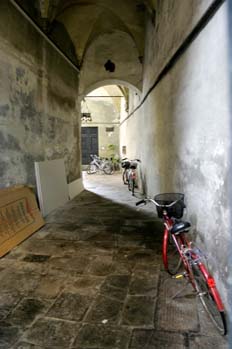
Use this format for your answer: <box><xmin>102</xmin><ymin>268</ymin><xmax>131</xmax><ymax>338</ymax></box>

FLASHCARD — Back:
<box><xmin>81</xmin><ymin>127</ymin><xmax>99</xmax><ymax>165</ymax></box>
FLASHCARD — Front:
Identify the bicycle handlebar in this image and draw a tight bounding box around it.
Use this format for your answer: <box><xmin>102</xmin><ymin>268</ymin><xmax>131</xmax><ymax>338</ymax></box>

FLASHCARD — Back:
<box><xmin>136</xmin><ymin>197</ymin><xmax>180</xmax><ymax>208</ymax></box>
<box><xmin>135</xmin><ymin>199</ymin><xmax>146</xmax><ymax>206</ymax></box>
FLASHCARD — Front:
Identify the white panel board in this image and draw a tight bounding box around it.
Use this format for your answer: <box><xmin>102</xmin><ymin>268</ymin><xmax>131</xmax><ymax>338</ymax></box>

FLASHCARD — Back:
<box><xmin>68</xmin><ymin>178</ymin><xmax>84</xmax><ymax>199</ymax></box>
<box><xmin>34</xmin><ymin>159</ymin><xmax>69</xmax><ymax>216</ymax></box>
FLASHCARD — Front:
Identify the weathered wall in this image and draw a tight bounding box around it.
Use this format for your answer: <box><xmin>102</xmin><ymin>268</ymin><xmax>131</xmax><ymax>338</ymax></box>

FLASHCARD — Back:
<box><xmin>0</xmin><ymin>1</ymin><xmax>81</xmax><ymax>189</ymax></box>
<box><xmin>121</xmin><ymin>1</ymin><xmax>230</xmax><ymax>305</ymax></box>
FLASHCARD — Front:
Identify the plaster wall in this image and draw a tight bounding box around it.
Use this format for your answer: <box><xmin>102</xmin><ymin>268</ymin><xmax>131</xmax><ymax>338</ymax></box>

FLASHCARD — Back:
<box><xmin>0</xmin><ymin>1</ymin><xmax>81</xmax><ymax>189</ymax></box>
<box><xmin>121</xmin><ymin>2</ymin><xmax>230</xmax><ymax>305</ymax></box>
<box><xmin>79</xmin><ymin>31</ymin><xmax>143</xmax><ymax>97</ymax></box>
<box><xmin>143</xmin><ymin>0</ymin><xmax>214</xmax><ymax>92</ymax></box>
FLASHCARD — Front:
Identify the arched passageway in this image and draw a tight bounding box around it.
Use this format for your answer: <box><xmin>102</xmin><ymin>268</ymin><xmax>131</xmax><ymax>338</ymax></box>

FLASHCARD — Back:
<box><xmin>0</xmin><ymin>0</ymin><xmax>231</xmax><ymax>346</ymax></box>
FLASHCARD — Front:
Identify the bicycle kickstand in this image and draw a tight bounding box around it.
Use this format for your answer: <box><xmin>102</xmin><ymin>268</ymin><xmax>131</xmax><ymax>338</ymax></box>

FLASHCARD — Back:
<box><xmin>171</xmin><ymin>273</ymin><xmax>191</xmax><ymax>300</ymax></box>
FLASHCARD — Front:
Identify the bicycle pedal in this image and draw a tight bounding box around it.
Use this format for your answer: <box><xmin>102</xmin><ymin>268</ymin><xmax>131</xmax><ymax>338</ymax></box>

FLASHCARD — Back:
<box><xmin>173</xmin><ymin>273</ymin><xmax>185</xmax><ymax>279</ymax></box>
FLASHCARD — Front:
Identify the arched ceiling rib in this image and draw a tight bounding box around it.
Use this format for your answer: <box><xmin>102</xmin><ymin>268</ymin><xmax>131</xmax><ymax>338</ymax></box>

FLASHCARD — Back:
<box><xmin>54</xmin><ymin>0</ymin><xmax>146</xmax><ymax>63</ymax></box>
<box><xmin>35</xmin><ymin>0</ymin><xmax>155</xmax><ymax>64</ymax></box>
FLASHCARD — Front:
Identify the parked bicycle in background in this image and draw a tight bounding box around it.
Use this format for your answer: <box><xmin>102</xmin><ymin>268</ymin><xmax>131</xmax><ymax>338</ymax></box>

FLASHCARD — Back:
<box><xmin>136</xmin><ymin>193</ymin><xmax>227</xmax><ymax>335</ymax></box>
<box><xmin>121</xmin><ymin>158</ymin><xmax>141</xmax><ymax>196</ymax></box>
<box><xmin>87</xmin><ymin>154</ymin><xmax>113</xmax><ymax>175</ymax></box>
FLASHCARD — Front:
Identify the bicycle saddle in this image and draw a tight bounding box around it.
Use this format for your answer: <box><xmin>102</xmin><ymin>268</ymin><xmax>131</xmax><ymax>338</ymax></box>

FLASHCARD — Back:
<box><xmin>171</xmin><ymin>221</ymin><xmax>191</xmax><ymax>235</ymax></box>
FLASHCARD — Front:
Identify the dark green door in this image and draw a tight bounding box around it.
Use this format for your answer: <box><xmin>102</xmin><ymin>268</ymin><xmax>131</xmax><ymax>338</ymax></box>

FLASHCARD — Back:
<box><xmin>81</xmin><ymin>127</ymin><xmax>99</xmax><ymax>165</ymax></box>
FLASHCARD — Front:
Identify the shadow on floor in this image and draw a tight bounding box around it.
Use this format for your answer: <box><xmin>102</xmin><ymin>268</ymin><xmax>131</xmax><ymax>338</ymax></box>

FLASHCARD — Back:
<box><xmin>0</xmin><ymin>183</ymin><xmax>228</xmax><ymax>348</ymax></box>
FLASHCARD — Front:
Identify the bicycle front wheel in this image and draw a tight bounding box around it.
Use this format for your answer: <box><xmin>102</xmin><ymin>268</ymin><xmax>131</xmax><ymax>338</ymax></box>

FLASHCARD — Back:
<box><xmin>87</xmin><ymin>164</ymin><xmax>97</xmax><ymax>174</ymax></box>
<box><xmin>192</xmin><ymin>264</ymin><xmax>227</xmax><ymax>335</ymax></box>
<box><xmin>103</xmin><ymin>162</ymin><xmax>113</xmax><ymax>175</ymax></box>
<box><xmin>122</xmin><ymin>169</ymin><xmax>128</xmax><ymax>184</ymax></box>
<box><xmin>131</xmin><ymin>179</ymin><xmax>135</xmax><ymax>196</ymax></box>
<box><xmin>163</xmin><ymin>231</ymin><xmax>182</xmax><ymax>275</ymax></box>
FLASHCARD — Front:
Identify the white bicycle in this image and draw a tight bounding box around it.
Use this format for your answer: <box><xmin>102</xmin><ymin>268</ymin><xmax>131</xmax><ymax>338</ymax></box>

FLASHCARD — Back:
<box><xmin>87</xmin><ymin>154</ymin><xmax>113</xmax><ymax>175</ymax></box>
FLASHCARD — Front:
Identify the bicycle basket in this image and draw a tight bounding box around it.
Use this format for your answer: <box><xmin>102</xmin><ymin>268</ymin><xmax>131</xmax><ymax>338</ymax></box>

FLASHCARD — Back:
<box><xmin>121</xmin><ymin>161</ymin><xmax>130</xmax><ymax>169</ymax></box>
<box><xmin>154</xmin><ymin>193</ymin><xmax>185</xmax><ymax>219</ymax></box>
<box><xmin>130</xmin><ymin>161</ymin><xmax>138</xmax><ymax>169</ymax></box>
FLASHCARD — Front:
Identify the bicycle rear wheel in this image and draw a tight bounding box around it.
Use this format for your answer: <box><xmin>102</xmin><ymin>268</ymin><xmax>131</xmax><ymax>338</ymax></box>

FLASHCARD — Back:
<box><xmin>128</xmin><ymin>176</ymin><xmax>133</xmax><ymax>192</ymax></box>
<box><xmin>192</xmin><ymin>264</ymin><xmax>227</xmax><ymax>335</ymax></box>
<box><xmin>163</xmin><ymin>231</ymin><xmax>182</xmax><ymax>275</ymax></box>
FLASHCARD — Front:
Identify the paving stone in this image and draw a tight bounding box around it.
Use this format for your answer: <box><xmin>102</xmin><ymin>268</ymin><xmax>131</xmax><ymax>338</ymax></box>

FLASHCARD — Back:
<box><xmin>24</xmin><ymin>317</ymin><xmax>80</xmax><ymax>348</ymax></box>
<box><xmin>47</xmin><ymin>292</ymin><xmax>92</xmax><ymax>321</ymax></box>
<box><xmin>0</xmin><ymin>291</ymin><xmax>21</xmax><ymax>321</ymax></box>
<box><xmin>13</xmin><ymin>342</ymin><xmax>47</xmax><ymax>349</ymax></box>
<box><xmin>23</xmin><ymin>254</ymin><xmax>51</xmax><ymax>263</ymax></box>
<box><xmin>31</xmin><ymin>274</ymin><xmax>66</xmax><ymax>299</ymax></box>
<box><xmin>102</xmin><ymin>275</ymin><xmax>131</xmax><ymax>289</ymax></box>
<box><xmin>87</xmin><ymin>232</ymin><xmax>116</xmax><ymax>242</ymax></box>
<box><xmin>6</xmin><ymin>297</ymin><xmax>51</xmax><ymax>329</ymax></box>
<box><xmin>100</xmin><ymin>283</ymin><xmax>128</xmax><ymax>302</ymax></box>
<box><xmin>188</xmin><ymin>334</ymin><xmax>228</xmax><ymax>348</ymax></box>
<box><xmin>87</xmin><ymin>240</ymin><xmax>116</xmax><ymax>251</ymax></box>
<box><xmin>16</xmin><ymin>239</ymin><xmax>78</xmax><ymax>257</ymax></box>
<box><xmin>85</xmin><ymin>295</ymin><xmax>123</xmax><ymax>324</ymax></box>
<box><xmin>0</xmin><ymin>321</ymin><xmax>21</xmax><ymax>348</ymax></box>
<box><xmin>129</xmin><ymin>272</ymin><xmax>159</xmax><ymax>296</ymax></box>
<box><xmin>113</xmin><ymin>248</ymin><xmax>157</xmax><ymax>266</ymax></box>
<box><xmin>0</xmin><ymin>259</ymin><xmax>47</xmax><ymax>276</ymax></box>
<box><xmin>64</xmin><ymin>275</ymin><xmax>104</xmax><ymax>296</ymax></box>
<box><xmin>86</xmin><ymin>256</ymin><xmax>114</xmax><ymax>276</ymax></box>
<box><xmin>121</xmin><ymin>296</ymin><xmax>156</xmax><ymax>327</ymax></box>
<box><xmin>0</xmin><ymin>270</ymin><xmax>41</xmax><ymax>295</ymax></box>
<box><xmin>111</xmin><ymin>262</ymin><xmax>133</xmax><ymax>275</ymax></box>
<box><xmin>48</xmin><ymin>255</ymin><xmax>90</xmax><ymax>274</ymax></box>
<box><xmin>129</xmin><ymin>329</ymin><xmax>187</xmax><ymax>349</ymax></box>
<box><xmin>43</xmin><ymin>227</ymin><xmax>102</xmax><ymax>241</ymax></box>
<box><xmin>72</xmin><ymin>324</ymin><xmax>131</xmax><ymax>349</ymax></box>
<box><xmin>155</xmin><ymin>274</ymin><xmax>199</xmax><ymax>332</ymax></box>
<box><xmin>133</xmin><ymin>263</ymin><xmax>161</xmax><ymax>274</ymax></box>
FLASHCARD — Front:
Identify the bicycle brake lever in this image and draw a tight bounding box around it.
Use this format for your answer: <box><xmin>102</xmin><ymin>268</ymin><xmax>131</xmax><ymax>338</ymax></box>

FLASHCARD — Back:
<box><xmin>136</xmin><ymin>199</ymin><xmax>146</xmax><ymax>206</ymax></box>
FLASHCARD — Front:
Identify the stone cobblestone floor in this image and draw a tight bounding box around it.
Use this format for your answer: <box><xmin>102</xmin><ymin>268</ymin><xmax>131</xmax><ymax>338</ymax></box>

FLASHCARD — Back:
<box><xmin>0</xmin><ymin>173</ymin><xmax>228</xmax><ymax>348</ymax></box>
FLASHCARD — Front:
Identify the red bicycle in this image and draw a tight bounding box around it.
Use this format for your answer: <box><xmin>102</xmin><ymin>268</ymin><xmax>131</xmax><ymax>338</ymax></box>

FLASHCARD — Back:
<box><xmin>136</xmin><ymin>193</ymin><xmax>227</xmax><ymax>335</ymax></box>
<box><xmin>121</xmin><ymin>158</ymin><xmax>141</xmax><ymax>196</ymax></box>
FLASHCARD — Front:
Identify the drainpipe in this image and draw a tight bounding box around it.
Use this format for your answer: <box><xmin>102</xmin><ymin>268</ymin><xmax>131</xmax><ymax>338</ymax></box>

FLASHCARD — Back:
<box><xmin>9</xmin><ymin>0</ymin><xmax>80</xmax><ymax>73</ymax></box>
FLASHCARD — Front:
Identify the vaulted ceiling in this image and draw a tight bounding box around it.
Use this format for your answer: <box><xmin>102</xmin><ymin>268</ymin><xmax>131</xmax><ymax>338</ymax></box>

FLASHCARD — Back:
<box><xmin>17</xmin><ymin>0</ymin><xmax>156</xmax><ymax>67</ymax></box>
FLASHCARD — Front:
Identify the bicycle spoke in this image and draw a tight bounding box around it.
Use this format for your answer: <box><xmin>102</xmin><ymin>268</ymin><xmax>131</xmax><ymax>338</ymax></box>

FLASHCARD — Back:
<box><xmin>192</xmin><ymin>265</ymin><xmax>227</xmax><ymax>335</ymax></box>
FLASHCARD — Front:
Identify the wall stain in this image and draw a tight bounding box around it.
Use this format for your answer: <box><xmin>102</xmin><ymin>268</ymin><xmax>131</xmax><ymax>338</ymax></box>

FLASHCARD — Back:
<box><xmin>0</xmin><ymin>104</ymin><xmax>10</xmax><ymax>117</ymax></box>
<box><xmin>0</xmin><ymin>160</ymin><xmax>9</xmax><ymax>177</ymax></box>
<box><xmin>24</xmin><ymin>153</ymin><xmax>44</xmax><ymax>186</ymax></box>
<box><xmin>0</xmin><ymin>131</ymin><xmax>21</xmax><ymax>151</ymax></box>
<box><xmin>48</xmin><ymin>89</ymin><xmax>76</xmax><ymax>110</ymax></box>
<box><xmin>16</xmin><ymin>67</ymin><xmax>25</xmax><ymax>81</ymax></box>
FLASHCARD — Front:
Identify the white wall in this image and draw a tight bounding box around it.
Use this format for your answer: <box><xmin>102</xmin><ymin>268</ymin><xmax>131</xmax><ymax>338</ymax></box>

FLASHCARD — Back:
<box><xmin>121</xmin><ymin>2</ymin><xmax>230</xmax><ymax>306</ymax></box>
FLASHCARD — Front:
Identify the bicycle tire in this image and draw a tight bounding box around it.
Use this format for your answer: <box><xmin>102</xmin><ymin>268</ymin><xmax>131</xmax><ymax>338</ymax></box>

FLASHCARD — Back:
<box><xmin>103</xmin><ymin>163</ymin><xmax>113</xmax><ymax>175</ymax></box>
<box><xmin>122</xmin><ymin>169</ymin><xmax>128</xmax><ymax>184</ymax></box>
<box><xmin>87</xmin><ymin>164</ymin><xmax>97</xmax><ymax>174</ymax></box>
<box><xmin>192</xmin><ymin>264</ymin><xmax>227</xmax><ymax>335</ymax></box>
<box><xmin>131</xmin><ymin>179</ymin><xmax>135</xmax><ymax>196</ymax></box>
<box><xmin>163</xmin><ymin>231</ymin><xmax>182</xmax><ymax>275</ymax></box>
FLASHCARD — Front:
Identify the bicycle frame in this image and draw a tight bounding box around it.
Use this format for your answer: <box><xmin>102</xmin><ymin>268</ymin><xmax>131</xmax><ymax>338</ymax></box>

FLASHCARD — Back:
<box><xmin>163</xmin><ymin>222</ymin><xmax>225</xmax><ymax>312</ymax></box>
<box><xmin>136</xmin><ymin>195</ymin><xmax>227</xmax><ymax>335</ymax></box>
<box><xmin>191</xmin><ymin>252</ymin><xmax>225</xmax><ymax>312</ymax></box>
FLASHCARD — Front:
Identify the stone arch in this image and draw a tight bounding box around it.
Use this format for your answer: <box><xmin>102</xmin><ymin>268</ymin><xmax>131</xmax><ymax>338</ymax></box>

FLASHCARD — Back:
<box><xmin>79</xmin><ymin>79</ymin><xmax>141</xmax><ymax>100</ymax></box>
